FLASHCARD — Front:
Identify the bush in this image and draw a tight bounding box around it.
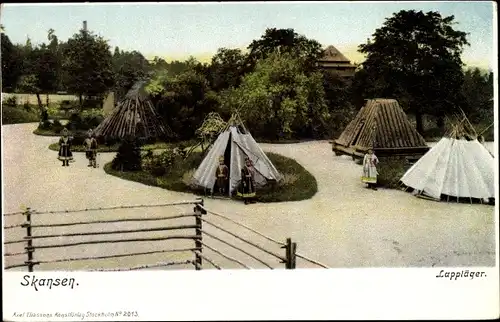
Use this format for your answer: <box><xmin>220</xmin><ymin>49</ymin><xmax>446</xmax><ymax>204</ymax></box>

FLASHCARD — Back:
<box><xmin>23</xmin><ymin>102</ymin><xmax>33</xmax><ymax>112</ymax></box>
<box><xmin>4</xmin><ymin>96</ymin><xmax>17</xmax><ymax>106</ymax></box>
<box><xmin>142</xmin><ymin>148</ymin><xmax>176</xmax><ymax>177</ymax></box>
<box><xmin>182</xmin><ymin>169</ymin><xmax>197</xmax><ymax>188</ymax></box>
<box><xmin>377</xmin><ymin>156</ymin><xmax>410</xmax><ymax>189</ymax></box>
<box><xmin>111</xmin><ymin>137</ymin><xmax>143</xmax><ymax>172</ymax></box>
<box><xmin>65</xmin><ymin>109</ymin><xmax>105</xmax><ymax>131</ymax></box>
<box><xmin>52</xmin><ymin>119</ymin><xmax>63</xmax><ymax>133</ymax></box>
<box><xmin>104</xmin><ymin>151</ymin><xmax>317</xmax><ymax>203</ymax></box>
<box><xmin>39</xmin><ymin>120</ymin><xmax>53</xmax><ymax>130</ymax></box>
<box><xmin>1</xmin><ymin>105</ymin><xmax>40</xmax><ymax>124</ymax></box>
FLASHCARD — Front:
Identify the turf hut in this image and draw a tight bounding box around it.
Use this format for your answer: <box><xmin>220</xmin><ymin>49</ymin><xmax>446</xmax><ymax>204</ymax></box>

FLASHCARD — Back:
<box><xmin>400</xmin><ymin>116</ymin><xmax>495</xmax><ymax>203</ymax></box>
<box><xmin>94</xmin><ymin>81</ymin><xmax>173</xmax><ymax>141</ymax></box>
<box><xmin>332</xmin><ymin>98</ymin><xmax>429</xmax><ymax>160</ymax></box>
<box><xmin>192</xmin><ymin>114</ymin><xmax>283</xmax><ymax>197</ymax></box>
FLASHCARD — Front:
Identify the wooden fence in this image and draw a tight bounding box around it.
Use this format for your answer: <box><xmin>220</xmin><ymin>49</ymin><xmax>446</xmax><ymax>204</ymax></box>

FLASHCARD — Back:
<box><xmin>3</xmin><ymin>198</ymin><xmax>328</xmax><ymax>271</ymax></box>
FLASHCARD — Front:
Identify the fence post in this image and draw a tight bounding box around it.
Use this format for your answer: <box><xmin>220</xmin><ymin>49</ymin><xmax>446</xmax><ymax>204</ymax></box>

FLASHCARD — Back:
<box><xmin>22</xmin><ymin>207</ymin><xmax>34</xmax><ymax>272</ymax></box>
<box><xmin>283</xmin><ymin>238</ymin><xmax>297</xmax><ymax>269</ymax></box>
<box><xmin>193</xmin><ymin>199</ymin><xmax>206</xmax><ymax>270</ymax></box>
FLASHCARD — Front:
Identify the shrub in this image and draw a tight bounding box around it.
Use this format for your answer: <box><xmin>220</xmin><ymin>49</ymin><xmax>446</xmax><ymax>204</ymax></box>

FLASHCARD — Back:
<box><xmin>182</xmin><ymin>169</ymin><xmax>197</xmax><ymax>188</ymax></box>
<box><xmin>377</xmin><ymin>156</ymin><xmax>410</xmax><ymax>189</ymax></box>
<box><xmin>1</xmin><ymin>105</ymin><xmax>40</xmax><ymax>124</ymax></box>
<box><xmin>23</xmin><ymin>102</ymin><xmax>33</xmax><ymax>112</ymax></box>
<box><xmin>4</xmin><ymin>96</ymin><xmax>17</xmax><ymax>106</ymax></box>
<box><xmin>70</xmin><ymin>135</ymin><xmax>87</xmax><ymax>146</ymax></box>
<box><xmin>39</xmin><ymin>120</ymin><xmax>53</xmax><ymax>130</ymax></box>
<box><xmin>111</xmin><ymin>137</ymin><xmax>143</xmax><ymax>172</ymax></box>
<box><xmin>52</xmin><ymin>119</ymin><xmax>63</xmax><ymax>133</ymax></box>
<box><xmin>142</xmin><ymin>148</ymin><xmax>176</xmax><ymax>177</ymax></box>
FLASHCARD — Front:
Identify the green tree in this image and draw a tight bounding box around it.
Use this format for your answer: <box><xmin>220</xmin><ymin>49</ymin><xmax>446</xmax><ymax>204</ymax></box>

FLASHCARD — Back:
<box><xmin>112</xmin><ymin>47</ymin><xmax>151</xmax><ymax>100</ymax></box>
<box><xmin>358</xmin><ymin>10</ymin><xmax>469</xmax><ymax>134</ymax></box>
<box><xmin>247</xmin><ymin>28</ymin><xmax>324</xmax><ymax>73</ymax></box>
<box><xmin>62</xmin><ymin>29</ymin><xmax>114</xmax><ymax>106</ymax></box>
<box><xmin>152</xmin><ymin>65</ymin><xmax>219</xmax><ymax>140</ymax></box>
<box><xmin>15</xmin><ymin>42</ymin><xmax>59</xmax><ymax>115</ymax></box>
<box><xmin>1</xmin><ymin>30</ymin><xmax>22</xmax><ymax>91</ymax></box>
<box><xmin>460</xmin><ymin>68</ymin><xmax>494</xmax><ymax>123</ymax></box>
<box><xmin>230</xmin><ymin>51</ymin><xmax>330</xmax><ymax>139</ymax></box>
<box><xmin>209</xmin><ymin>47</ymin><xmax>250</xmax><ymax>91</ymax></box>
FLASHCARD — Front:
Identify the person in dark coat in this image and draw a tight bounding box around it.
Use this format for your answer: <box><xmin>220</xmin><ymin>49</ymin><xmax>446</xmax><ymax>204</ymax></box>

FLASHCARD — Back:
<box><xmin>237</xmin><ymin>157</ymin><xmax>256</xmax><ymax>204</ymax></box>
<box><xmin>215</xmin><ymin>155</ymin><xmax>229</xmax><ymax>195</ymax></box>
<box><xmin>58</xmin><ymin>128</ymin><xmax>73</xmax><ymax>167</ymax></box>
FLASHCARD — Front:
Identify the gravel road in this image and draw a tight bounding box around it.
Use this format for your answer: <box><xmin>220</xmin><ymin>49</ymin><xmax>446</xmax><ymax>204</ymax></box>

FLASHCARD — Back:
<box><xmin>2</xmin><ymin>123</ymin><xmax>496</xmax><ymax>270</ymax></box>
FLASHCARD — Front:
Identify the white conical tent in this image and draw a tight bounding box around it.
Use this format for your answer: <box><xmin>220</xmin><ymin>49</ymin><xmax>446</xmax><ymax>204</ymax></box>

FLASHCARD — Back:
<box><xmin>192</xmin><ymin>126</ymin><xmax>283</xmax><ymax>196</ymax></box>
<box><xmin>400</xmin><ymin>137</ymin><xmax>495</xmax><ymax>200</ymax></box>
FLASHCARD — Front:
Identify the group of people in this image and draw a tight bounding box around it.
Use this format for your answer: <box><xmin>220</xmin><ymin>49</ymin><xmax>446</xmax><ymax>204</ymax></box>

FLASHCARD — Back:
<box><xmin>57</xmin><ymin>128</ymin><xmax>99</xmax><ymax>168</ymax></box>
<box><xmin>215</xmin><ymin>155</ymin><xmax>257</xmax><ymax>205</ymax></box>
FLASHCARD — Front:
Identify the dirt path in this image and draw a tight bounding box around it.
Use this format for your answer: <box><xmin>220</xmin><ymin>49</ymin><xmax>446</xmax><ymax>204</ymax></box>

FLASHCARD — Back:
<box><xmin>2</xmin><ymin>123</ymin><xmax>496</xmax><ymax>269</ymax></box>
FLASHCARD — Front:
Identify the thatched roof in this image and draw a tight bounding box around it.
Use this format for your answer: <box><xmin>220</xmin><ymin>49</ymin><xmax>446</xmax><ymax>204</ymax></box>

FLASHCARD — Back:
<box><xmin>93</xmin><ymin>81</ymin><xmax>174</xmax><ymax>140</ymax></box>
<box><xmin>334</xmin><ymin>98</ymin><xmax>429</xmax><ymax>154</ymax></box>
<box><xmin>320</xmin><ymin>45</ymin><xmax>352</xmax><ymax>63</ymax></box>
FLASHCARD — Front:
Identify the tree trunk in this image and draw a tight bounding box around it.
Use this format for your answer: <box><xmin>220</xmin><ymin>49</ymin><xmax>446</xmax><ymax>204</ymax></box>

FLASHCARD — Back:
<box><xmin>415</xmin><ymin>108</ymin><xmax>424</xmax><ymax>136</ymax></box>
<box><xmin>436</xmin><ymin>115</ymin><xmax>445</xmax><ymax>130</ymax></box>
<box><xmin>36</xmin><ymin>93</ymin><xmax>43</xmax><ymax>119</ymax></box>
<box><xmin>46</xmin><ymin>94</ymin><xmax>50</xmax><ymax>109</ymax></box>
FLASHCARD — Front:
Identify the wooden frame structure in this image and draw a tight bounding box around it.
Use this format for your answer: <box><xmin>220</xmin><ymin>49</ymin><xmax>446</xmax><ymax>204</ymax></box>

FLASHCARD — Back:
<box><xmin>332</xmin><ymin>98</ymin><xmax>430</xmax><ymax>160</ymax></box>
<box><xmin>94</xmin><ymin>81</ymin><xmax>174</xmax><ymax>140</ymax></box>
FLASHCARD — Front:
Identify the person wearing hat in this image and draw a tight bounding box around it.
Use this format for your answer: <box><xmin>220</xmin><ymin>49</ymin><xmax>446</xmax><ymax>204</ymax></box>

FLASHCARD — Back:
<box><xmin>362</xmin><ymin>148</ymin><xmax>379</xmax><ymax>190</ymax></box>
<box><xmin>58</xmin><ymin>128</ymin><xmax>74</xmax><ymax>167</ymax></box>
<box><xmin>83</xmin><ymin>129</ymin><xmax>99</xmax><ymax>168</ymax></box>
<box><xmin>237</xmin><ymin>156</ymin><xmax>256</xmax><ymax>204</ymax></box>
<box><xmin>215</xmin><ymin>155</ymin><xmax>229</xmax><ymax>195</ymax></box>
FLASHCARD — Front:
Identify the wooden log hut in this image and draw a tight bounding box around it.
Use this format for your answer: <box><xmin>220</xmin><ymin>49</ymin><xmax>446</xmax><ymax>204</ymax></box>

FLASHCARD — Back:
<box><xmin>332</xmin><ymin>98</ymin><xmax>430</xmax><ymax>161</ymax></box>
<box><xmin>93</xmin><ymin>81</ymin><xmax>174</xmax><ymax>141</ymax></box>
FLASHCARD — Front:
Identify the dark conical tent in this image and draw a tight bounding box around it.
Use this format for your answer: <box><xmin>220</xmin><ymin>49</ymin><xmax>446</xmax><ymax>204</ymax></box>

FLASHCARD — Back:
<box><xmin>332</xmin><ymin>98</ymin><xmax>430</xmax><ymax>158</ymax></box>
<box><xmin>94</xmin><ymin>80</ymin><xmax>174</xmax><ymax>140</ymax></box>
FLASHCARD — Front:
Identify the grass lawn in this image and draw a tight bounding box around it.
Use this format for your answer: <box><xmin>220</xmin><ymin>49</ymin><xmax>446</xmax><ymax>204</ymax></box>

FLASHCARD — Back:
<box><xmin>104</xmin><ymin>152</ymin><xmax>318</xmax><ymax>203</ymax></box>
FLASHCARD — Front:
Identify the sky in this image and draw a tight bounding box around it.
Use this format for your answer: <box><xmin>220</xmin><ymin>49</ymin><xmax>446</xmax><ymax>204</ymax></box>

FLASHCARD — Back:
<box><xmin>0</xmin><ymin>1</ymin><xmax>496</xmax><ymax>70</ymax></box>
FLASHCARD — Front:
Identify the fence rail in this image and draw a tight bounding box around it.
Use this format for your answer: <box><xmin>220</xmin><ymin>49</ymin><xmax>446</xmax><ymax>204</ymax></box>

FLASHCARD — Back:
<box><xmin>4</xmin><ymin>198</ymin><xmax>329</xmax><ymax>271</ymax></box>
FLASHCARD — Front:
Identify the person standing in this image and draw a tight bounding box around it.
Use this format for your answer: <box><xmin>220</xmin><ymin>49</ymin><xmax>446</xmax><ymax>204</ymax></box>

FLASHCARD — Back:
<box><xmin>362</xmin><ymin>148</ymin><xmax>379</xmax><ymax>190</ymax></box>
<box><xmin>238</xmin><ymin>157</ymin><xmax>256</xmax><ymax>204</ymax></box>
<box><xmin>215</xmin><ymin>155</ymin><xmax>229</xmax><ymax>195</ymax></box>
<box><xmin>84</xmin><ymin>129</ymin><xmax>98</xmax><ymax>168</ymax></box>
<box><xmin>58</xmin><ymin>128</ymin><xmax>73</xmax><ymax>167</ymax></box>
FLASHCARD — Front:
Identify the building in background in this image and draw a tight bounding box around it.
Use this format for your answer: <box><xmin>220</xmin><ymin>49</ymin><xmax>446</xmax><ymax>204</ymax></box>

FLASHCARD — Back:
<box><xmin>318</xmin><ymin>45</ymin><xmax>357</xmax><ymax>78</ymax></box>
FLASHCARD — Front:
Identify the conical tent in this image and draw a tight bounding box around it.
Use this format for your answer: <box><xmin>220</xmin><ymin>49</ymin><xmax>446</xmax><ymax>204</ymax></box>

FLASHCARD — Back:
<box><xmin>333</xmin><ymin>98</ymin><xmax>429</xmax><ymax>158</ymax></box>
<box><xmin>192</xmin><ymin>123</ymin><xmax>283</xmax><ymax>196</ymax></box>
<box><xmin>94</xmin><ymin>80</ymin><xmax>173</xmax><ymax>140</ymax></box>
<box><xmin>400</xmin><ymin>137</ymin><xmax>495</xmax><ymax>201</ymax></box>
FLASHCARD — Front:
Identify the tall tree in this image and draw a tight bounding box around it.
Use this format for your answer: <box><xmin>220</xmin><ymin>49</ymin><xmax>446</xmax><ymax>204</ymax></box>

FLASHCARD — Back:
<box><xmin>17</xmin><ymin>44</ymin><xmax>60</xmax><ymax>113</ymax></box>
<box><xmin>209</xmin><ymin>47</ymin><xmax>250</xmax><ymax>91</ymax></box>
<box><xmin>112</xmin><ymin>48</ymin><xmax>150</xmax><ymax>100</ymax></box>
<box><xmin>358</xmin><ymin>10</ymin><xmax>469</xmax><ymax>134</ymax></box>
<box><xmin>62</xmin><ymin>28</ymin><xmax>114</xmax><ymax>105</ymax></box>
<box><xmin>247</xmin><ymin>28</ymin><xmax>324</xmax><ymax>73</ymax></box>
<box><xmin>152</xmin><ymin>65</ymin><xmax>219</xmax><ymax>140</ymax></box>
<box><xmin>229</xmin><ymin>51</ymin><xmax>330</xmax><ymax>139</ymax></box>
<box><xmin>460</xmin><ymin>68</ymin><xmax>494</xmax><ymax>123</ymax></box>
<box><xmin>1</xmin><ymin>30</ymin><xmax>22</xmax><ymax>91</ymax></box>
